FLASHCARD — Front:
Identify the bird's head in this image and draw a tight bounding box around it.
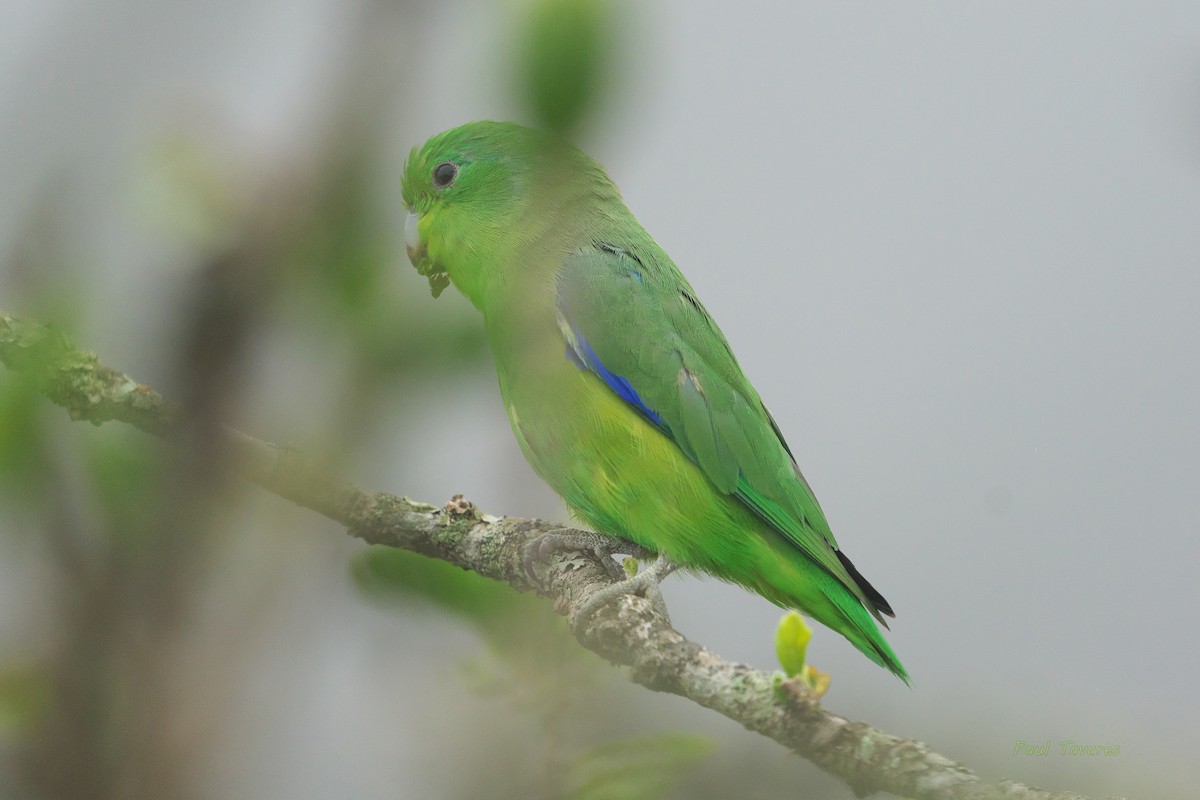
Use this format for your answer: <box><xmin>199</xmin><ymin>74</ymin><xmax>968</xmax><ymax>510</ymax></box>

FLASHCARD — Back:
<box><xmin>401</xmin><ymin>120</ymin><xmax>615</xmax><ymax>308</ymax></box>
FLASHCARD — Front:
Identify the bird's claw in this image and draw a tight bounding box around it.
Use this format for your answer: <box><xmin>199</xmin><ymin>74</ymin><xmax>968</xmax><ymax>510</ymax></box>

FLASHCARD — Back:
<box><xmin>573</xmin><ymin>552</ymin><xmax>677</xmax><ymax>632</ymax></box>
<box><xmin>521</xmin><ymin>529</ymin><xmax>633</xmax><ymax>585</ymax></box>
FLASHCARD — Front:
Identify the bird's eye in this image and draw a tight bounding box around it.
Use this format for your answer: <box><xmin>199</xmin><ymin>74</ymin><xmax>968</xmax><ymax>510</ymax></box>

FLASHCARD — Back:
<box><xmin>432</xmin><ymin>162</ymin><xmax>458</xmax><ymax>189</ymax></box>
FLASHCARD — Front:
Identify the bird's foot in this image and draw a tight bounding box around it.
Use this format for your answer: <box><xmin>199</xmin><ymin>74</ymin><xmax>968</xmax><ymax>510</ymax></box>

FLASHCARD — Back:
<box><xmin>522</xmin><ymin>528</ymin><xmax>646</xmax><ymax>584</ymax></box>
<box><xmin>574</xmin><ymin>551</ymin><xmax>677</xmax><ymax>631</ymax></box>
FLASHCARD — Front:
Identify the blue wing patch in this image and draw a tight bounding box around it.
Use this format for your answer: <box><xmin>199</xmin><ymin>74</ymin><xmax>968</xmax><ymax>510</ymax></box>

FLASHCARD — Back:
<box><xmin>557</xmin><ymin>309</ymin><xmax>666</xmax><ymax>429</ymax></box>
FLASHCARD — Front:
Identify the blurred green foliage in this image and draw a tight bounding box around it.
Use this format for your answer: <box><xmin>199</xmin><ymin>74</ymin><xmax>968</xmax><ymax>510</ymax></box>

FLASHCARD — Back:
<box><xmin>289</xmin><ymin>141</ymin><xmax>487</xmax><ymax>381</ymax></box>
<box><xmin>354</xmin><ymin>546</ymin><xmax>717</xmax><ymax>799</ymax></box>
<box><xmin>0</xmin><ymin>664</ymin><xmax>49</xmax><ymax>741</ymax></box>
<box><xmin>0</xmin><ymin>374</ymin><xmax>49</xmax><ymax>503</ymax></box>
<box><xmin>518</xmin><ymin>0</ymin><xmax>619</xmax><ymax>133</ymax></box>
<box><xmin>567</xmin><ymin>734</ymin><xmax>715</xmax><ymax>800</ymax></box>
<box><xmin>353</xmin><ymin>545</ymin><xmax>575</xmax><ymax>663</ymax></box>
<box><xmin>81</xmin><ymin>426</ymin><xmax>169</xmax><ymax>556</ymax></box>
<box><xmin>136</xmin><ymin>134</ymin><xmax>244</xmax><ymax>252</ymax></box>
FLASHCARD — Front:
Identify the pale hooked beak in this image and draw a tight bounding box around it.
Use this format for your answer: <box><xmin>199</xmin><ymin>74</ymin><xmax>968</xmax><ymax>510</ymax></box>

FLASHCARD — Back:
<box><xmin>404</xmin><ymin>209</ymin><xmax>451</xmax><ymax>298</ymax></box>
<box><xmin>404</xmin><ymin>211</ymin><xmax>422</xmax><ymax>265</ymax></box>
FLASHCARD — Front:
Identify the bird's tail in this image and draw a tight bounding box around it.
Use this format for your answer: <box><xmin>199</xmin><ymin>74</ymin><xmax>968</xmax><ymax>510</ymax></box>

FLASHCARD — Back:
<box><xmin>828</xmin><ymin>589</ymin><xmax>910</xmax><ymax>684</ymax></box>
<box><xmin>764</xmin><ymin>549</ymin><xmax>910</xmax><ymax>683</ymax></box>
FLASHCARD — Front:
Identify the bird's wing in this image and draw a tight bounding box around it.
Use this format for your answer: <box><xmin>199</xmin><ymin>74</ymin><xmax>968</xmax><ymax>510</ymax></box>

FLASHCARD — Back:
<box><xmin>555</xmin><ymin>244</ymin><xmax>893</xmax><ymax>622</ymax></box>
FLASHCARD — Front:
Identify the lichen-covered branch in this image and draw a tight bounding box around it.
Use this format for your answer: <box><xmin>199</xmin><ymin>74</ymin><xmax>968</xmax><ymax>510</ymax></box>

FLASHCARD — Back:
<box><xmin>0</xmin><ymin>310</ymin><xmax>1116</xmax><ymax>800</ymax></box>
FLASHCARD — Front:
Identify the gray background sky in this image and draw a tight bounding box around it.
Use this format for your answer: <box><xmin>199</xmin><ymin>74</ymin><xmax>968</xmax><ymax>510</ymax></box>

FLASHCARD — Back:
<box><xmin>2</xmin><ymin>1</ymin><xmax>1197</xmax><ymax>798</ymax></box>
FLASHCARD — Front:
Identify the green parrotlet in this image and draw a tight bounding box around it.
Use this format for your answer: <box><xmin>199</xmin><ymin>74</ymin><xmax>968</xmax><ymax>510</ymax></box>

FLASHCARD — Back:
<box><xmin>401</xmin><ymin>121</ymin><xmax>907</xmax><ymax>682</ymax></box>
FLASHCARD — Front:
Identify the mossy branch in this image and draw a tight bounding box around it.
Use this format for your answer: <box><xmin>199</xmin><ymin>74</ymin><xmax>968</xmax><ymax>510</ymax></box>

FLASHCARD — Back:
<box><xmin>0</xmin><ymin>310</ymin><xmax>1117</xmax><ymax>800</ymax></box>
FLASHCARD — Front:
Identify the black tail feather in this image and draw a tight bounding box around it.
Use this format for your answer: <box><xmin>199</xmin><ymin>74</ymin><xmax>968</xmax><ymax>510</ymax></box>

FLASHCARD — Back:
<box><xmin>835</xmin><ymin>549</ymin><xmax>895</xmax><ymax>623</ymax></box>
